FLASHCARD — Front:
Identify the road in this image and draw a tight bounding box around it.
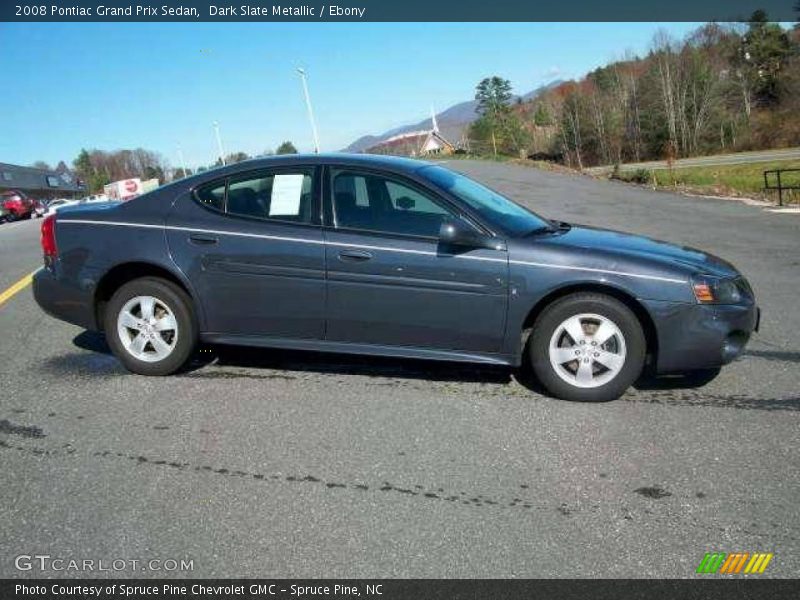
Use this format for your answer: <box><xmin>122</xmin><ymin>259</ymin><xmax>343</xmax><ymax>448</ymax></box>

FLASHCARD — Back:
<box><xmin>0</xmin><ymin>162</ymin><xmax>798</xmax><ymax>578</ymax></box>
<box><xmin>587</xmin><ymin>147</ymin><xmax>800</xmax><ymax>174</ymax></box>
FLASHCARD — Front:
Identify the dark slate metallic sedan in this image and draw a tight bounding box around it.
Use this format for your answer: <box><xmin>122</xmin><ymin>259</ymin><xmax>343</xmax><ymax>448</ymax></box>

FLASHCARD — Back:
<box><xmin>33</xmin><ymin>155</ymin><xmax>759</xmax><ymax>401</ymax></box>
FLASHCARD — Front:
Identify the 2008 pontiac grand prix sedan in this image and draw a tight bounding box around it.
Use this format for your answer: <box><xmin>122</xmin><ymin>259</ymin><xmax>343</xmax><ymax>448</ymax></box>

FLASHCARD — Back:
<box><xmin>33</xmin><ymin>154</ymin><xmax>759</xmax><ymax>401</ymax></box>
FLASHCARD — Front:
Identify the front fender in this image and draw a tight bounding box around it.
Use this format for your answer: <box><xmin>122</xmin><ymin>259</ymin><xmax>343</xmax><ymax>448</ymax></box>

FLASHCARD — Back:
<box><xmin>501</xmin><ymin>240</ymin><xmax>694</xmax><ymax>363</ymax></box>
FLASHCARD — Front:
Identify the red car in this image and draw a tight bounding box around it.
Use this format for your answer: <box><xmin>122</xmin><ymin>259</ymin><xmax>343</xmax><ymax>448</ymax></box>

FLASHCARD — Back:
<box><xmin>1</xmin><ymin>190</ymin><xmax>35</xmax><ymax>221</ymax></box>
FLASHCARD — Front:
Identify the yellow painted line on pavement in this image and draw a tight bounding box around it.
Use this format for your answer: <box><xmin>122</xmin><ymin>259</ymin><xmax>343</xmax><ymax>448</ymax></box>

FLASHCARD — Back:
<box><xmin>0</xmin><ymin>269</ymin><xmax>40</xmax><ymax>309</ymax></box>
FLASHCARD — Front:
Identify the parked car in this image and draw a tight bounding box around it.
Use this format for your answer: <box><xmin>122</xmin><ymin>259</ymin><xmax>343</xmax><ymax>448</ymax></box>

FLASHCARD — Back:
<box><xmin>32</xmin><ymin>199</ymin><xmax>47</xmax><ymax>218</ymax></box>
<box><xmin>32</xmin><ymin>155</ymin><xmax>759</xmax><ymax>401</ymax></box>
<box><xmin>82</xmin><ymin>193</ymin><xmax>110</xmax><ymax>203</ymax></box>
<box><xmin>0</xmin><ymin>190</ymin><xmax>35</xmax><ymax>221</ymax></box>
<box><xmin>0</xmin><ymin>203</ymin><xmax>8</xmax><ymax>222</ymax></box>
<box><xmin>43</xmin><ymin>198</ymin><xmax>81</xmax><ymax>217</ymax></box>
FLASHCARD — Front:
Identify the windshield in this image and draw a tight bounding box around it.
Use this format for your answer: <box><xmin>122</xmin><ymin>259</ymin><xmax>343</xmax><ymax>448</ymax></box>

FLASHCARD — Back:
<box><xmin>421</xmin><ymin>166</ymin><xmax>551</xmax><ymax>236</ymax></box>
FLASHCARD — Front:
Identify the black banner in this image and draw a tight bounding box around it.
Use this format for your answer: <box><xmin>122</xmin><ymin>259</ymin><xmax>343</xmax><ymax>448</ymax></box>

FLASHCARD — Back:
<box><xmin>2</xmin><ymin>0</ymin><xmax>798</xmax><ymax>22</ymax></box>
<box><xmin>3</xmin><ymin>580</ymin><xmax>800</xmax><ymax>600</ymax></box>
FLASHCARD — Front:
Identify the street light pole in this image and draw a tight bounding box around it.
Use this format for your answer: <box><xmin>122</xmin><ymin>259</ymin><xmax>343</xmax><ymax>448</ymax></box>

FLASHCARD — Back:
<box><xmin>212</xmin><ymin>121</ymin><xmax>226</xmax><ymax>165</ymax></box>
<box><xmin>297</xmin><ymin>68</ymin><xmax>320</xmax><ymax>153</ymax></box>
<box><xmin>177</xmin><ymin>144</ymin><xmax>189</xmax><ymax>179</ymax></box>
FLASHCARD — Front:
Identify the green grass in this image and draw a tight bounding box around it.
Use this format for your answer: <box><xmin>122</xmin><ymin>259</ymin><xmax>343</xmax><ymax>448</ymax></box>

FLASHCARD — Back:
<box><xmin>650</xmin><ymin>160</ymin><xmax>800</xmax><ymax>199</ymax></box>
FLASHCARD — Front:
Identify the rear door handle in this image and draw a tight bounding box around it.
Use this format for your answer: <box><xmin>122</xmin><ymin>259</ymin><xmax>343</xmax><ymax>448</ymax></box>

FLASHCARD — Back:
<box><xmin>189</xmin><ymin>233</ymin><xmax>219</xmax><ymax>245</ymax></box>
<box><xmin>338</xmin><ymin>249</ymin><xmax>373</xmax><ymax>262</ymax></box>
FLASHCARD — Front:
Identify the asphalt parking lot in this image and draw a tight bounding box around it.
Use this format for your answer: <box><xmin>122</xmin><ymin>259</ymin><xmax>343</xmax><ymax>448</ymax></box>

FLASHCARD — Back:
<box><xmin>0</xmin><ymin>161</ymin><xmax>798</xmax><ymax>578</ymax></box>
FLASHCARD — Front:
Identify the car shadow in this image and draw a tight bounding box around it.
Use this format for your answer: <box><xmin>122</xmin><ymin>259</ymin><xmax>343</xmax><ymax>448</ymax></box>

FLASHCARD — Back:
<box><xmin>70</xmin><ymin>331</ymin><xmax>745</xmax><ymax>396</ymax></box>
<box><xmin>72</xmin><ymin>330</ymin><xmax>522</xmax><ymax>387</ymax></box>
<box><xmin>743</xmin><ymin>348</ymin><xmax>800</xmax><ymax>364</ymax></box>
<box><xmin>199</xmin><ymin>344</ymin><xmax>518</xmax><ymax>386</ymax></box>
<box><xmin>73</xmin><ymin>330</ymin><xmax>112</xmax><ymax>354</ymax></box>
<box><xmin>633</xmin><ymin>371</ymin><xmax>718</xmax><ymax>391</ymax></box>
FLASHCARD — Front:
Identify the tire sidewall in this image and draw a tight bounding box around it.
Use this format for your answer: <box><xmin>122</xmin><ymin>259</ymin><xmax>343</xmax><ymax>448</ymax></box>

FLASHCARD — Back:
<box><xmin>529</xmin><ymin>294</ymin><xmax>646</xmax><ymax>402</ymax></box>
<box><xmin>104</xmin><ymin>277</ymin><xmax>197</xmax><ymax>376</ymax></box>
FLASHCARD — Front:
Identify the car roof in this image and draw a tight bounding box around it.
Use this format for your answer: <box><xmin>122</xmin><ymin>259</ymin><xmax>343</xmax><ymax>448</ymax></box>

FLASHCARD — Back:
<box><xmin>204</xmin><ymin>153</ymin><xmax>435</xmax><ymax>177</ymax></box>
<box><xmin>125</xmin><ymin>153</ymin><xmax>442</xmax><ymax>215</ymax></box>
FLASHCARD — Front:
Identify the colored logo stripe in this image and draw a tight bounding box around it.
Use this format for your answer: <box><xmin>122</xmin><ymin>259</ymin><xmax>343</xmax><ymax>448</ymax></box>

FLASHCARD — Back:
<box><xmin>744</xmin><ymin>553</ymin><xmax>773</xmax><ymax>574</ymax></box>
<box><xmin>697</xmin><ymin>553</ymin><xmax>726</xmax><ymax>573</ymax></box>
<box><xmin>697</xmin><ymin>552</ymin><xmax>773</xmax><ymax>574</ymax></box>
<box><xmin>719</xmin><ymin>553</ymin><xmax>749</xmax><ymax>573</ymax></box>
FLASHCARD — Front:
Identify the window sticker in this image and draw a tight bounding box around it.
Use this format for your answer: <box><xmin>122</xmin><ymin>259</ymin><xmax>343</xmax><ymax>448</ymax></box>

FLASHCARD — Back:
<box><xmin>270</xmin><ymin>174</ymin><xmax>305</xmax><ymax>216</ymax></box>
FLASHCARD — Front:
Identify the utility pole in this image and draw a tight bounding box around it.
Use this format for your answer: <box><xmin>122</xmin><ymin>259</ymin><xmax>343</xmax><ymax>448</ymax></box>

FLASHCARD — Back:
<box><xmin>297</xmin><ymin>68</ymin><xmax>320</xmax><ymax>153</ymax></box>
<box><xmin>212</xmin><ymin>121</ymin><xmax>226</xmax><ymax>165</ymax></box>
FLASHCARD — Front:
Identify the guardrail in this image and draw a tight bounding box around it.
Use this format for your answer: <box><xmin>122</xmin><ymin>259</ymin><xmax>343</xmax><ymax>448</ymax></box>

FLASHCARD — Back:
<box><xmin>763</xmin><ymin>168</ymin><xmax>800</xmax><ymax>206</ymax></box>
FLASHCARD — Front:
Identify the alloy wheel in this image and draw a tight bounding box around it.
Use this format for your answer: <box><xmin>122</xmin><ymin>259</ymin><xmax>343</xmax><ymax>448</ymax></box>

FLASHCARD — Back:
<box><xmin>116</xmin><ymin>295</ymin><xmax>179</xmax><ymax>363</ymax></box>
<box><xmin>548</xmin><ymin>313</ymin><xmax>627</xmax><ymax>389</ymax></box>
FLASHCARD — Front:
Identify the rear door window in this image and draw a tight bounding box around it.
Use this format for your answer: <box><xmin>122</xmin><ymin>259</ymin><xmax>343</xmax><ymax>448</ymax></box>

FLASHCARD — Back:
<box><xmin>194</xmin><ymin>168</ymin><xmax>316</xmax><ymax>224</ymax></box>
<box><xmin>226</xmin><ymin>170</ymin><xmax>314</xmax><ymax>223</ymax></box>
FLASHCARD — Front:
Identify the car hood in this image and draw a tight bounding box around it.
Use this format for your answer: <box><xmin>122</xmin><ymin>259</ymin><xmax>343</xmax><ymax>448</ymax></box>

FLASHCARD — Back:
<box><xmin>539</xmin><ymin>224</ymin><xmax>739</xmax><ymax>278</ymax></box>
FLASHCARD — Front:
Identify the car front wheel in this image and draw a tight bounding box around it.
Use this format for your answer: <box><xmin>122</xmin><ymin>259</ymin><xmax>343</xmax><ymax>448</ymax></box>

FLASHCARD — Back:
<box><xmin>104</xmin><ymin>277</ymin><xmax>197</xmax><ymax>376</ymax></box>
<box><xmin>529</xmin><ymin>293</ymin><xmax>646</xmax><ymax>402</ymax></box>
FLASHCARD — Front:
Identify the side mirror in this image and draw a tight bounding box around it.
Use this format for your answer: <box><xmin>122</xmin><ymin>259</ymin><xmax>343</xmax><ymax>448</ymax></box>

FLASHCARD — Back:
<box><xmin>438</xmin><ymin>219</ymin><xmax>505</xmax><ymax>251</ymax></box>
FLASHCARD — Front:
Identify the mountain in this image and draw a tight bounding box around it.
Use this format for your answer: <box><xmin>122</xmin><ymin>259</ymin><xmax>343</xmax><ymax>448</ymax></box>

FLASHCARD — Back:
<box><xmin>343</xmin><ymin>80</ymin><xmax>563</xmax><ymax>153</ymax></box>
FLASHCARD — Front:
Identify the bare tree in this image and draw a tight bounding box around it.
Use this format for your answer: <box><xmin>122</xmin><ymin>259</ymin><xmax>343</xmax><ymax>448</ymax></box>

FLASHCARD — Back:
<box><xmin>653</xmin><ymin>30</ymin><xmax>681</xmax><ymax>155</ymax></box>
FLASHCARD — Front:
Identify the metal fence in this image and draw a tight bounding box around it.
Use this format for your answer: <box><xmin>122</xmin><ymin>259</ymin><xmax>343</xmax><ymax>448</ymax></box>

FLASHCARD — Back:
<box><xmin>763</xmin><ymin>168</ymin><xmax>800</xmax><ymax>206</ymax></box>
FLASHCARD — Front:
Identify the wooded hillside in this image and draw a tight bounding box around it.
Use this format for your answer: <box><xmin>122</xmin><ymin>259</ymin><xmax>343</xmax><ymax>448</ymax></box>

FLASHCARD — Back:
<box><xmin>469</xmin><ymin>15</ymin><xmax>800</xmax><ymax>168</ymax></box>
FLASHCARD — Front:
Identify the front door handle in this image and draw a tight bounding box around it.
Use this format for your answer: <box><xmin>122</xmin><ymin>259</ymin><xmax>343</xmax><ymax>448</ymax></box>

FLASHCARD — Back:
<box><xmin>189</xmin><ymin>234</ymin><xmax>219</xmax><ymax>245</ymax></box>
<box><xmin>338</xmin><ymin>249</ymin><xmax>373</xmax><ymax>262</ymax></box>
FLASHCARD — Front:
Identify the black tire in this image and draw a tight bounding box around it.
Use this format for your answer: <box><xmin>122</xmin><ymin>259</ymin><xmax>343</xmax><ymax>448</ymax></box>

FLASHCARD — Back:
<box><xmin>528</xmin><ymin>293</ymin><xmax>646</xmax><ymax>402</ymax></box>
<box><xmin>104</xmin><ymin>277</ymin><xmax>197</xmax><ymax>376</ymax></box>
<box><xmin>5</xmin><ymin>213</ymin><xmax>16</xmax><ymax>222</ymax></box>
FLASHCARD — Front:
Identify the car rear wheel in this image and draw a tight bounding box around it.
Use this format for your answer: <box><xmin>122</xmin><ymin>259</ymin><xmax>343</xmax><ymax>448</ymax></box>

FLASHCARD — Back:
<box><xmin>104</xmin><ymin>277</ymin><xmax>197</xmax><ymax>376</ymax></box>
<box><xmin>528</xmin><ymin>293</ymin><xmax>646</xmax><ymax>402</ymax></box>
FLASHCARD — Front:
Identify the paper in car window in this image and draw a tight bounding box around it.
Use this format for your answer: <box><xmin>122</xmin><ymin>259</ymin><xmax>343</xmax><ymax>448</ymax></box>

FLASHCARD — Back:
<box><xmin>270</xmin><ymin>174</ymin><xmax>305</xmax><ymax>216</ymax></box>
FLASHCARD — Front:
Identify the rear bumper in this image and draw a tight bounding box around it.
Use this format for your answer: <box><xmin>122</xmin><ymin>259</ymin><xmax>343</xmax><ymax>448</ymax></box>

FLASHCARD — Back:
<box><xmin>33</xmin><ymin>266</ymin><xmax>98</xmax><ymax>330</ymax></box>
<box><xmin>642</xmin><ymin>299</ymin><xmax>759</xmax><ymax>374</ymax></box>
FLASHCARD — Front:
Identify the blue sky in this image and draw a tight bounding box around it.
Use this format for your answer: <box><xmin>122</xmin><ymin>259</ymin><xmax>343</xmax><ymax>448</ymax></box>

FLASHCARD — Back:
<box><xmin>1</xmin><ymin>22</ymin><xmax>703</xmax><ymax>169</ymax></box>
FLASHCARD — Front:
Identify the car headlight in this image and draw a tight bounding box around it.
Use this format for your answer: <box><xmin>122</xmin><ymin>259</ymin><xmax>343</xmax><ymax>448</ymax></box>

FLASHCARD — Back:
<box><xmin>691</xmin><ymin>275</ymin><xmax>744</xmax><ymax>304</ymax></box>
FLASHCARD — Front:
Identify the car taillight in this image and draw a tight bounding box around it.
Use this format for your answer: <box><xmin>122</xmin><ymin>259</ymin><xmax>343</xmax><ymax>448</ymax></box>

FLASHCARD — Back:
<box><xmin>41</xmin><ymin>215</ymin><xmax>57</xmax><ymax>260</ymax></box>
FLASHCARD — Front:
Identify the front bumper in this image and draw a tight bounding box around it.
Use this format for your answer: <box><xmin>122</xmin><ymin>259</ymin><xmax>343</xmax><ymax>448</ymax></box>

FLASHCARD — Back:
<box><xmin>642</xmin><ymin>299</ymin><xmax>759</xmax><ymax>374</ymax></box>
<box><xmin>33</xmin><ymin>266</ymin><xmax>98</xmax><ymax>331</ymax></box>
